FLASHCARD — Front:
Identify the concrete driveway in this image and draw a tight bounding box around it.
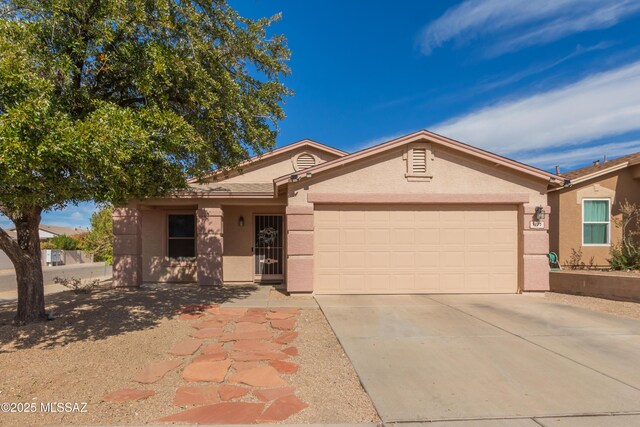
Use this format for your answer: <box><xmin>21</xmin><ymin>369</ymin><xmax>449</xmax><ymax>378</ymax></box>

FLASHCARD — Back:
<box><xmin>317</xmin><ymin>294</ymin><xmax>640</xmax><ymax>426</ymax></box>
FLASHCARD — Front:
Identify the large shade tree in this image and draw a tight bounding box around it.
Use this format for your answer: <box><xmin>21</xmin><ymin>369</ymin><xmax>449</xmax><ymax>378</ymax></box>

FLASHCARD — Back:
<box><xmin>0</xmin><ymin>0</ymin><xmax>291</xmax><ymax>323</ymax></box>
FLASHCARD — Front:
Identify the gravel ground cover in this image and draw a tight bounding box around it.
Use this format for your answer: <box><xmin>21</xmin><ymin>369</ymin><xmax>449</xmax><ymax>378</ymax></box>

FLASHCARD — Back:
<box><xmin>545</xmin><ymin>292</ymin><xmax>640</xmax><ymax>320</ymax></box>
<box><xmin>0</xmin><ymin>284</ymin><xmax>378</xmax><ymax>425</ymax></box>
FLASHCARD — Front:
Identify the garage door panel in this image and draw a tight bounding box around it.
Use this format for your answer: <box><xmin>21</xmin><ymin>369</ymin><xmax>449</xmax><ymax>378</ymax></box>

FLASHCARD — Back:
<box><xmin>314</xmin><ymin>205</ymin><xmax>518</xmax><ymax>294</ymax></box>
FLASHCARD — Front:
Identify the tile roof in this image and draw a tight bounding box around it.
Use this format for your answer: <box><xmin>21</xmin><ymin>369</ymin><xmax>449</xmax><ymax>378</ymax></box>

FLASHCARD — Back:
<box><xmin>562</xmin><ymin>152</ymin><xmax>640</xmax><ymax>180</ymax></box>
<box><xmin>186</xmin><ymin>182</ymin><xmax>274</xmax><ymax>195</ymax></box>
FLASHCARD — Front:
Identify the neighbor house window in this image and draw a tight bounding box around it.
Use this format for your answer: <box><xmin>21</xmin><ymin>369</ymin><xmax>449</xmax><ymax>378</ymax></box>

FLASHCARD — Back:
<box><xmin>168</xmin><ymin>214</ymin><xmax>196</xmax><ymax>259</ymax></box>
<box><xmin>582</xmin><ymin>199</ymin><xmax>610</xmax><ymax>245</ymax></box>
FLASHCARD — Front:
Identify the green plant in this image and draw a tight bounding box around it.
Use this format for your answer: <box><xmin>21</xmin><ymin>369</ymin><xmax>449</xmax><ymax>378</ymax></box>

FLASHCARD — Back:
<box><xmin>0</xmin><ymin>0</ymin><xmax>290</xmax><ymax>323</ymax></box>
<box><xmin>608</xmin><ymin>200</ymin><xmax>640</xmax><ymax>270</ymax></box>
<box><xmin>565</xmin><ymin>248</ymin><xmax>585</xmax><ymax>270</ymax></box>
<box><xmin>82</xmin><ymin>206</ymin><xmax>113</xmax><ymax>264</ymax></box>
<box><xmin>48</xmin><ymin>234</ymin><xmax>80</xmax><ymax>250</ymax></box>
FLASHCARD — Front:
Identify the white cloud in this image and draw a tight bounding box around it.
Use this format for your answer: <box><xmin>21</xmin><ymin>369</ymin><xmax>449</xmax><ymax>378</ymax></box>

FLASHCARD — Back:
<box><xmin>518</xmin><ymin>139</ymin><xmax>640</xmax><ymax>171</ymax></box>
<box><xmin>418</xmin><ymin>0</ymin><xmax>640</xmax><ymax>56</ymax></box>
<box><xmin>431</xmin><ymin>60</ymin><xmax>640</xmax><ymax>155</ymax></box>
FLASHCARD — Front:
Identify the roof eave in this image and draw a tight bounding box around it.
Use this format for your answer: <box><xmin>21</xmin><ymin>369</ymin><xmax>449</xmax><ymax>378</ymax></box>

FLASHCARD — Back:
<box><xmin>274</xmin><ymin>130</ymin><xmax>565</xmax><ymax>190</ymax></box>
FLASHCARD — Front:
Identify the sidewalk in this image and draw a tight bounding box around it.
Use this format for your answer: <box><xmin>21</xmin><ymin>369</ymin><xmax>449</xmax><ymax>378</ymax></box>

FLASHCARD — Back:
<box><xmin>0</xmin><ymin>262</ymin><xmax>111</xmax><ymax>293</ymax></box>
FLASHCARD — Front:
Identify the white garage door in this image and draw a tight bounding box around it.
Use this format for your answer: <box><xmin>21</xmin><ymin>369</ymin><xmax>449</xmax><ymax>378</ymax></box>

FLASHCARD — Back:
<box><xmin>314</xmin><ymin>205</ymin><xmax>518</xmax><ymax>294</ymax></box>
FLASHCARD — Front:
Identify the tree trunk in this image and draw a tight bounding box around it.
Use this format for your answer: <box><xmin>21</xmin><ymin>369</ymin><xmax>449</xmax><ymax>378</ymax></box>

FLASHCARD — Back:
<box><xmin>0</xmin><ymin>208</ymin><xmax>46</xmax><ymax>324</ymax></box>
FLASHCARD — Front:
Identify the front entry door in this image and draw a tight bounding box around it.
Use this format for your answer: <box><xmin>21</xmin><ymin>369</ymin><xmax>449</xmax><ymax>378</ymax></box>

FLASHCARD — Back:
<box><xmin>254</xmin><ymin>215</ymin><xmax>284</xmax><ymax>282</ymax></box>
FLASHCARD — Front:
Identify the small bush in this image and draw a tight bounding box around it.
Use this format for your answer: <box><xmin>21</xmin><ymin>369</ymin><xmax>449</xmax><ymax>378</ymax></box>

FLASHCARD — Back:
<box><xmin>54</xmin><ymin>276</ymin><xmax>100</xmax><ymax>294</ymax></box>
<box><xmin>49</xmin><ymin>234</ymin><xmax>81</xmax><ymax>250</ymax></box>
<box><xmin>608</xmin><ymin>200</ymin><xmax>640</xmax><ymax>270</ymax></box>
<box><xmin>565</xmin><ymin>248</ymin><xmax>585</xmax><ymax>270</ymax></box>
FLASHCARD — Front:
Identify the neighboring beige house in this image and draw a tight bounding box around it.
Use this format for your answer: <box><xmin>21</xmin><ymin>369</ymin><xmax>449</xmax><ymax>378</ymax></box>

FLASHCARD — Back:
<box><xmin>549</xmin><ymin>152</ymin><xmax>640</xmax><ymax>267</ymax></box>
<box><xmin>5</xmin><ymin>224</ymin><xmax>86</xmax><ymax>241</ymax></box>
<box><xmin>113</xmin><ymin>130</ymin><xmax>564</xmax><ymax>294</ymax></box>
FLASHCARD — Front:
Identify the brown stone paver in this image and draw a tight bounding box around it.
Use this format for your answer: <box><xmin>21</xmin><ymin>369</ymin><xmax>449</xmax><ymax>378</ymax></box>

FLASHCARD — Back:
<box><xmin>173</xmin><ymin>386</ymin><xmax>220</xmax><ymax>406</ymax></box>
<box><xmin>132</xmin><ymin>360</ymin><xmax>182</xmax><ymax>384</ymax></box>
<box><xmin>257</xmin><ymin>395</ymin><xmax>308</xmax><ymax>422</ymax></box>
<box><xmin>219</xmin><ymin>330</ymin><xmax>272</xmax><ymax>342</ymax></box>
<box><xmin>218</xmin><ymin>384</ymin><xmax>251</xmax><ymax>401</ymax></box>
<box><xmin>271</xmin><ymin>318</ymin><xmax>296</xmax><ymax>330</ymax></box>
<box><xmin>231</xmin><ymin>340</ymin><xmax>281</xmax><ymax>352</ymax></box>
<box><xmin>156</xmin><ymin>305</ymin><xmax>306</xmax><ymax>423</ymax></box>
<box><xmin>253</xmin><ymin>387</ymin><xmax>295</xmax><ymax>402</ymax></box>
<box><xmin>282</xmin><ymin>346</ymin><xmax>299</xmax><ymax>356</ymax></box>
<box><xmin>230</xmin><ymin>350</ymin><xmax>288</xmax><ymax>361</ymax></box>
<box><xmin>102</xmin><ymin>388</ymin><xmax>155</xmax><ymax>403</ymax></box>
<box><xmin>169</xmin><ymin>338</ymin><xmax>203</xmax><ymax>356</ymax></box>
<box><xmin>233</xmin><ymin>360</ymin><xmax>261</xmax><ymax>372</ymax></box>
<box><xmin>237</xmin><ymin>315</ymin><xmax>268</xmax><ymax>324</ymax></box>
<box><xmin>191</xmin><ymin>327</ymin><xmax>224</xmax><ymax>339</ymax></box>
<box><xmin>234</xmin><ymin>322</ymin><xmax>268</xmax><ymax>333</ymax></box>
<box><xmin>201</xmin><ymin>342</ymin><xmax>224</xmax><ymax>353</ymax></box>
<box><xmin>228</xmin><ymin>365</ymin><xmax>288</xmax><ymax>387</ymax></box>
<box><xmin>159</xmin><ymin>402</ymin><xmax>264</xmax><ymax>424</ymax></box>
<box><xmin>266</xmin><ymin>311</ymin><xmax>297</xmax><ymax>320</ymax></box>
<box><xmin>192</xmin><ymin>319</ymin><xmax>226</xmax><ymax>330</ymax></box>
<box><xmin>269</xmin><ymin>359</ymin><xmax>299</xmax><ymax>374</ymax></box>
<box><xmin>182</xmin><ymin>359</ymin><xmax>231</xmax><ymax>382</ymax></box>
<box><xmin>193</xmin><ymin>351</ymin><xmax>228</xmax><ymax>362</ymax></box>
<box><xmin>218</xmin><ymin>307</ymin><xmax>248</xmax><ymax>316</ymax></box>
<box><xmin>274</xmin><ymin>331</ymin><xmax>298</xmax><ymax>344</ymax></box>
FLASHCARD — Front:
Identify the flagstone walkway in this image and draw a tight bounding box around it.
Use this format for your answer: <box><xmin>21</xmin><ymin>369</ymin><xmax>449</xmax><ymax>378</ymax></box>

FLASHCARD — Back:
<box><xmin>102</xmin><ymin>304</ymin><xmax>308</xmax><ymax>423</ymax></box>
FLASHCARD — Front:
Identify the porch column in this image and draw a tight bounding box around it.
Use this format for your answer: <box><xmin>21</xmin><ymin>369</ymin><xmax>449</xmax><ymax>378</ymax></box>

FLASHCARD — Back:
<box><xmin>196</xmin><ymin>207</ymin><xmax>223</xmax><ymax>286</ymax></box>
<box><xmin>522</xmin><ymin>204</ymin><xmax>551</xmax><ymax>291</ymax></box>
<box><xmin>286</xmin><ymin>205</ymin><xmax>314</xmax><ymax>293</ymax></box>
<box><xmin>112</xmin><ymin>207</ymin><xmax>142</xmax><ymax>288</ymax></box>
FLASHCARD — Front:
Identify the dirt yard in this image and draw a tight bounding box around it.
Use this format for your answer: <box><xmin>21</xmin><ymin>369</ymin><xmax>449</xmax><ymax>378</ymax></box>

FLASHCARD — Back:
<box><xmin>0</xmin><ymin>284</ymin><xmax>379</xmax><ymax>426</ymax></box>
<box><xmin>545</xmin><ymin>292</ymin><xmax>640</xmax><ymax>320</ymax></box>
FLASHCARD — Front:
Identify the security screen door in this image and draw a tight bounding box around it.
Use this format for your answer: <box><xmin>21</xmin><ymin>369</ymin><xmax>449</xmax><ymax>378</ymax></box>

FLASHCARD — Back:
<box><xmin>254</xmin><ymin>215</ymin><xmax>284</xmax><ymax>281</ymax></box>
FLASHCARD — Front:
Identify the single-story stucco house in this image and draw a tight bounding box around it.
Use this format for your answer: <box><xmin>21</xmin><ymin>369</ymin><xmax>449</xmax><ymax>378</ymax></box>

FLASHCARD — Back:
<box><xmin>112</xmin><ymin>130</ymin><xmax>565</xmax><ymax>294</ymax></box>
<box><xmin>549</xmin><ymin>152</ymin><xmax>640</xmax><ymax>267</ymax></box>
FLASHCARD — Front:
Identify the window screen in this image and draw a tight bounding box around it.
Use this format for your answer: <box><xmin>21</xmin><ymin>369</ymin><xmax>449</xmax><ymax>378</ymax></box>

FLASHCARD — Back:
<box><xmin>583</xmin><ymin>200</ymin><xmax>610</xmax><ymax>245</ymax></box>
<box><xmin>168</xmin><ymin>214</ymin><xmax>196</xmax><ymax>258</ymax></box>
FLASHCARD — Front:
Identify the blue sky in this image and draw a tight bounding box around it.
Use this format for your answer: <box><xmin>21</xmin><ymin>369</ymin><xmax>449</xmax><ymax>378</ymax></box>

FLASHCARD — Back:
<box><xmin>3</xmin><ymin>0</ymin><xmax>640</xmax><ymax>230</ymax></box>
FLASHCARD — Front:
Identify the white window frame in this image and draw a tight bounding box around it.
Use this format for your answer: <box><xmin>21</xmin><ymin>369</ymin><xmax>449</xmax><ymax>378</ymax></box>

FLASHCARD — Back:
<box><xmin>581</xmin><ymin>198</ymin><xmax>611</xmax><ymax>247</ymax></box>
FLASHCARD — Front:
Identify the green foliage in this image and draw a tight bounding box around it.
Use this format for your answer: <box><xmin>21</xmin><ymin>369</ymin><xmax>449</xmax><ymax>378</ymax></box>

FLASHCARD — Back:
<box><xmin>82</xmin><ymin>206</ymin><xmax>113</xmax><ymax>264</ymax></box>
<box><xmin>0</xmin><ymin>0</ymin><xmax>291</xmax><ymax>214</ymax></box>
<box><xmin>40</xmin><ymin>241</ymin><xmax>56</xmax><ymax>250</ymax></box>
<box><xmin>608</xmin><ymin>200</ymin><xmax>640</xmax><ymax>270</ymax></box>
<box><xmin>48</xmin><ymin>234</ymin><xmax>80</xmax><ymax>250</ymax></box>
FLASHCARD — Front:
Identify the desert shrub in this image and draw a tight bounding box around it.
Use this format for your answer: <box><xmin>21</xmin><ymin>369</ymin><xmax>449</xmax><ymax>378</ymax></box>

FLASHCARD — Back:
<box><xmin>565</xmin><ymin>248</ymin><xmax>585</xmax><ymax>270</ymax></box>
<box><xmin>53</xmin><ymin>276</ymin><xmax>100</xmax><ymax>294</ymax></box>
<box><xmin>608</xmin><ymin>200</ymin><xmax>640</xmax><ymax>270</ymax></box>
<box><xmin>49</xmin><ymin>234</ymin><xmax>81</xmax><ymax>250</ymax></box>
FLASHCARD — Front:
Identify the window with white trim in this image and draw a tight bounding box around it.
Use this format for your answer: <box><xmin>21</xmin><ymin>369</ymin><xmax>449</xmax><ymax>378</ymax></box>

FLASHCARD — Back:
<box><xmin>582</xmin><ymin>199</ymin><xmax>610</xmax><ymax>245</ymax></box>
<box><xmin>168</xmin><ymin>214</ymin><xmax>196</xmax><ymax>259</ymax></box>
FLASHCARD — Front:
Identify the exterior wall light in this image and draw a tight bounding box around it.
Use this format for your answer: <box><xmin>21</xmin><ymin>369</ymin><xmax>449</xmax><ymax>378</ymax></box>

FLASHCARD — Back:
<box><xmin>534</xmin><ymin>206</ymin><xmax>545</xmax><ymax>221</ymax></box>
<box><xmin>238</xmin><ymin>216</ymin><xmax>244</xmax><ymax>227</ymax></box>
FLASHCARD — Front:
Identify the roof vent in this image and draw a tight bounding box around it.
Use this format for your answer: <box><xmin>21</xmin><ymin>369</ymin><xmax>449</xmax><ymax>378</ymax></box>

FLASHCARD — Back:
<box><xmin>593</xmin><ymin>160</ymin><xmax>600</xmax><ymax>166</ymax></box>
<box><xmin>296</xmin><ymin>153</ymin><xmax>316</xmax><ymax>170</ymax></box>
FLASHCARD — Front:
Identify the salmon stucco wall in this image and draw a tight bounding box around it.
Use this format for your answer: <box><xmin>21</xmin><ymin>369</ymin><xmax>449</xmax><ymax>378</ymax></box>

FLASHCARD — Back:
<box><xmin>206</xmin><ymin>147</ymin><xmax>341</xmax><ymax>184</ymax></box>
<box><xmin>285</xmin><ymin>144</ymin><xmax>552</xmax><ymax>293</ymax></box>
<box><xmin>550</xmin><ymin>166</ymin><xmax>640</xmax><ymax>267</ymax></box>
<box><xmin>223</xmin><ymin>204</ymin><xmax>285</xmax><ymax>283</ymax></box>
<box><xmin>287</xmin><ymin>146</ymin><xmax>549</xmax><ymax>206</ymax></box>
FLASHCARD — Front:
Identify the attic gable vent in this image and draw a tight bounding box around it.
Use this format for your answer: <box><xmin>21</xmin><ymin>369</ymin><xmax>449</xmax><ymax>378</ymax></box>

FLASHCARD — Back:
<box><xmin>405</xmin><ymin>143</ymin><xmax>433</xmax><ymax>181</ymax></box>
<box><xmin>296</xmin><ymin>153</ymin><xmax>316</xmax><ymax>170</ymax></box>
<box><xmin>412</xmin><ymin>148</ymin><xmax>427</xmax><ymax>174</ymax></box>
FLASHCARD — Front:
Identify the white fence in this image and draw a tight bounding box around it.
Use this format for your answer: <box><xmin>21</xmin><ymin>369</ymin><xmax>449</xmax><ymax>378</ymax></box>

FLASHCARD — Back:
<box><xmin>0</xmin><ymin>249</ymin><xmax>94</xmax><ymax>270</ymax></box>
